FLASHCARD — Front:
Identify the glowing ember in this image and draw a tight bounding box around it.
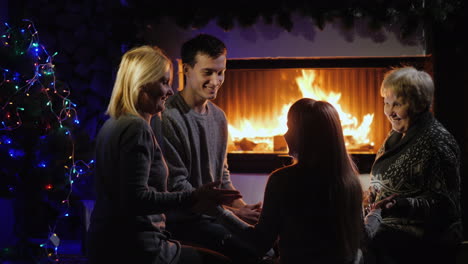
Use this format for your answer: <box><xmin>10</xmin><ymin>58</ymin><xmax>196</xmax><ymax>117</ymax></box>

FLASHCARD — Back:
<box><xmin>228</xmin><ymin>70</ymin><xmax>374</xmax><ymax>153</ymax></box>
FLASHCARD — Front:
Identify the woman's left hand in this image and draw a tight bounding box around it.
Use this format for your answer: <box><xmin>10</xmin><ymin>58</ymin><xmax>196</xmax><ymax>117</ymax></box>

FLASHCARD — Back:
<box><xmin>371</xmin><ymin>193</ymin><xmax>398</xmax><ymax>210</ymax></box>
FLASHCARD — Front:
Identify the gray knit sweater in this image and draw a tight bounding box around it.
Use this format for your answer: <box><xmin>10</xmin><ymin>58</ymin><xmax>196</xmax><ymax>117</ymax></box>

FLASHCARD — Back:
<box><xmin>158</xmin><ymin>92</ymin><xmax>234</xmax><ymax>192</ymax></box>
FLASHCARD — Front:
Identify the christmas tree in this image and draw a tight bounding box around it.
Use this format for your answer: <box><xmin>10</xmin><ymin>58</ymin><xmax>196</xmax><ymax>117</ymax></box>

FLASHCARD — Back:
<box><xmin>0</xmin><ymin>19</ymin><xmax>94</xmax><ymax>263</ymax></box>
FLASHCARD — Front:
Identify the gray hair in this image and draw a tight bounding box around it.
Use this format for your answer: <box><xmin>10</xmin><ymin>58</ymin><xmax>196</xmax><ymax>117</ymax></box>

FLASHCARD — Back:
<box><xmin>381</xmin><ymin>66</ymin><xmax>434</xmax><ymax>115</ymax></box>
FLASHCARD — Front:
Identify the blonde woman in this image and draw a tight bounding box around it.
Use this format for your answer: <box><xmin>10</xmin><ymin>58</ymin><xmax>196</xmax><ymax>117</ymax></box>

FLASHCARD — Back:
<box><xmin>86</xmin><ymin>46</ymin><xmax>240</xmax><ymax>264</ymax></box>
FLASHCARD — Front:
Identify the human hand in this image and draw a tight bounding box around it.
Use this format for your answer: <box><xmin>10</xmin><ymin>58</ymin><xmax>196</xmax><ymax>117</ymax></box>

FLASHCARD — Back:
<box><xmin>231</xmin><ymin>202</ymin><xmax>262</xmax><ymax>225</ymax></box>
<box><xmin>371</xmin><ymin>193</ymin><xmax>398</xmax><ymax>210</ymax></box>
<box><xmin>191</xmin><ymin>181</ymin><xmax>242</xmax><ymax>215</ymax></box>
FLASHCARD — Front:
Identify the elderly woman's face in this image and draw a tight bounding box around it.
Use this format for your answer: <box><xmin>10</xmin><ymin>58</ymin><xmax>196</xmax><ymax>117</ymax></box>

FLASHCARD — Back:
<box><xmin>383</xmin><ymin>89</ymin><xmax>411</xmax><ymax>135</ymax></box>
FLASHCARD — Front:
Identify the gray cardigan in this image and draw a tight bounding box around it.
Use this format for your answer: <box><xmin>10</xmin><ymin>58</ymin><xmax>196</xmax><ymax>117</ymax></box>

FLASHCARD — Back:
<box><xmin>88</xmin><ymin>114</ymin><xmax>194</xmax><ymax>264</ymax></box>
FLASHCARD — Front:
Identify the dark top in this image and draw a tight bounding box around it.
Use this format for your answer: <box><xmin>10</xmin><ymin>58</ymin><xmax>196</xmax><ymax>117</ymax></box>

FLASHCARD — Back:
<box><xmin>369</xmin><ymin>111</ymin><xmax>462</xmax><ymax>245</ymax></box>
<box><xmin>218</xmin><ymin>164</ymin><xmax>383</xmax><ymax>264</ymax></box>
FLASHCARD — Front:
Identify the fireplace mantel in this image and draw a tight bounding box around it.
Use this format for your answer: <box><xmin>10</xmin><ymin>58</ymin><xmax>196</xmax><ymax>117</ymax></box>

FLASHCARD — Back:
<box><xmin>227</xmin><ymin>55</ymin><xmax>432</xmax><ymax>72</ymax></box>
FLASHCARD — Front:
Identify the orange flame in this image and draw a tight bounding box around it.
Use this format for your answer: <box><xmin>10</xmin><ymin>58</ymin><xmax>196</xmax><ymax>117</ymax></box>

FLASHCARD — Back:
<box><xmin>228</xmin><ymin>70</ymin><xmax>374</xmax><ymax>152</ymax></box>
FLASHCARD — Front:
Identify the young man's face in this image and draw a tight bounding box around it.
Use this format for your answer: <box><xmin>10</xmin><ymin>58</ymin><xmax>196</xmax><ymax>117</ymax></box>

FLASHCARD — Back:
<box><xmin>184</xmin><ymin>52</ymin><xmax>226</xmax><ymax>101</ymax></box>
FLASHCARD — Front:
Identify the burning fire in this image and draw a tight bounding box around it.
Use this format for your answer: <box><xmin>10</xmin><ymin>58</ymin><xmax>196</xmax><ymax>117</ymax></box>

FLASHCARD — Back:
<box><xmin>228</xmin><ymin>70</ymin><xmax>374</xmax><ymax>153</ymax></box>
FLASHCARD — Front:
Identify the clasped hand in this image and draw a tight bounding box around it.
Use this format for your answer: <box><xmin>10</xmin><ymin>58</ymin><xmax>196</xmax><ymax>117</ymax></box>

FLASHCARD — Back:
<box><xmin>370</xmin><ymin>193</ymin><xmax>398</xmax><ymax>211</ymax></box>
<box><xmin>231</xmin><ymin>202</ymin><xmax>262</xmax><ymax>225</ymax></box>
<box><xmin>191</xmin><ymin>181</ymin><xmax>242</xmax><ymax>215</ymax></box>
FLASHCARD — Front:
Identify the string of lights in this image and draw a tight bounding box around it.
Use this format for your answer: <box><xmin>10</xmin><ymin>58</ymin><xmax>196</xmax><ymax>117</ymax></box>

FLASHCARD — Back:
<box><xmin>0</xmin><ymin>19</ymin><xmax>94</xmax><ymax>262</ymax></box>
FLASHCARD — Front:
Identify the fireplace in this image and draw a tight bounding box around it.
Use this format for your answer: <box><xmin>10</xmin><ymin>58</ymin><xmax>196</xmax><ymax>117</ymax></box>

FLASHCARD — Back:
<box><xmin>180</xmin><ymin>55</ymin><xmax>433</xmax><ymax>173</ymax></box>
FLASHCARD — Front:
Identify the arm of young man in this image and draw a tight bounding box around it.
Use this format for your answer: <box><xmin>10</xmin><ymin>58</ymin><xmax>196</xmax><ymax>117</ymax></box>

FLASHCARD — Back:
<box><xmin>220</xmin><ymin>159</ymin><xmax>262</xmax><ymax>224</ymax></box>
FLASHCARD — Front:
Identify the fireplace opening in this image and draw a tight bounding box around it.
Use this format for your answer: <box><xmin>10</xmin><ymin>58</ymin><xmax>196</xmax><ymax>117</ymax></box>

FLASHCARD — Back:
<box><xmin>178</xmin><ymin>56</ymin><xmax>432</xmax><ymax>173</ymax></box>
<box><xmin>217</xmin><ymin>67</ymin><xmax>385</xmax><ymax>154</ymax></box>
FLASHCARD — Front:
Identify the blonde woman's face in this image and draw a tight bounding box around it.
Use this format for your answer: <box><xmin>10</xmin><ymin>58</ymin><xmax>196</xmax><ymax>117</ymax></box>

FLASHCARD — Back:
<box><xmin>138</xmin><ymin>69</ymin><xmax>174</xmax><ymax>116</ymax></box>
<box><xmin>383</xmin><ymin>89</ymin><xmax>411</xmax><ymax>135</ymax></box>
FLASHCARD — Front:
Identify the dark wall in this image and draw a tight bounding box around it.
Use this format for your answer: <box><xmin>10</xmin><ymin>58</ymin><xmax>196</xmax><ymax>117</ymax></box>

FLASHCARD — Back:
<box><xmin>0</xmin><ymin>0</ymin><xmax>8</xmax><ymax>23</ymax></box>
<box><xmin>431</xmin><ymin>16</ymin><xmax>468</xmax><ymax>238</ymax></box>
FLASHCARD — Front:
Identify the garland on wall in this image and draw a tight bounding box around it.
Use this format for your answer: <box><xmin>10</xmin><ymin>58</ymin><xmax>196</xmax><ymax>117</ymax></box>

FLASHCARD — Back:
<box><xmin>0</xmin><ymin>19</ymin><xmax>93</xmax><ymax>263</ymax></box>
<box><xmin>121</xmin><ymin>0</ymin><xmax>463</xmax><ymax>37</ymax></box>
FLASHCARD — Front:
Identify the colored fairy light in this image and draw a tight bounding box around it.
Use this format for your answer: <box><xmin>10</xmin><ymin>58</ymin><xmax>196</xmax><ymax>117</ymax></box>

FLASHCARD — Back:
<box><xmin>1</xmin><ymin>19</ymin><xmax>95</xmax><ymax>262</ymax></box>
<box><xmin>8</xmin><ymin>149</ymin><xmax>25</xmax><ymax>158</ymax></box>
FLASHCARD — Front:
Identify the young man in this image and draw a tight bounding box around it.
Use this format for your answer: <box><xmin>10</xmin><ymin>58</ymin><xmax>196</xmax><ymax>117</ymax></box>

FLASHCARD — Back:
<box><xmin>152</xmin><ymin>34</ymin><xmax>263</xmax><ymax>261</ymax></box>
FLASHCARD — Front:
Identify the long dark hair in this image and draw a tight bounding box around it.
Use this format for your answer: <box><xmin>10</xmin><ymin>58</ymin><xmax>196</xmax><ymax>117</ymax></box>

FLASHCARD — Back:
<box><xmin>287</xmin><ymin>98</ymin><xmax>363</xmax><ymax>259</ymax></box>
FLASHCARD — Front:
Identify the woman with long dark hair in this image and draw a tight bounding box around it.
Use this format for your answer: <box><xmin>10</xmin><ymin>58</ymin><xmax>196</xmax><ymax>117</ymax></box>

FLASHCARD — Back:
<box><xmin>216</xmin><ymin>98</ymin><xmax>394</xmax><ymax>264</ymax></box>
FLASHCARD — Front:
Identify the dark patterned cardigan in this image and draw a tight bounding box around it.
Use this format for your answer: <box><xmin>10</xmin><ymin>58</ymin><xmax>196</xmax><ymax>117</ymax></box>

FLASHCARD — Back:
<box><xmin>368</xmin><ymin>111</ymin><xmax>463</xmax><ymax>245</ymax></box>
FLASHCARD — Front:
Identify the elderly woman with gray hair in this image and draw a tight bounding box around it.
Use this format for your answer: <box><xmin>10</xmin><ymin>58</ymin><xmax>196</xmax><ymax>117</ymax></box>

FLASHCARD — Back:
<box><xmin>366</xmin><ymin>66</ymin><xmax>462</xmax><ymax>264</ymax></box>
